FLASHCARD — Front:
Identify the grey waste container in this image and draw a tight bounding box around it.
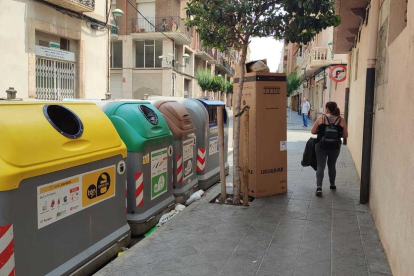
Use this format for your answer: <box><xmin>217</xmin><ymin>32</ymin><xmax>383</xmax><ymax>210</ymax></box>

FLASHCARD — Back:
<box><xmin>194</xmin><ymin>99</ymin><xmax>230</xmax><ymax>190</ymax></box>
<box><xmin>0</xmin><ymin>101</ymin><xmax>130</xmax><ymax>276</ymax></box>
<box><xmin>152</xmin><ymin>100</ymin><xmax>198</xmax><ymax>203</ymax></box>
<box><xmin>149</xmin><ymin>97</ymin><xmax>229</xmax><ymax>190</ymax></box>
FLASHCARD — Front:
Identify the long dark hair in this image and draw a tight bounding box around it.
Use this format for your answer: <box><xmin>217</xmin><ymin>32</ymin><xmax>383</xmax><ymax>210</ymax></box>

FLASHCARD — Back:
<box><xmin>326</xmin><ymin>102</ymin><xmax>340</xmax><ymax>116</ymax></box>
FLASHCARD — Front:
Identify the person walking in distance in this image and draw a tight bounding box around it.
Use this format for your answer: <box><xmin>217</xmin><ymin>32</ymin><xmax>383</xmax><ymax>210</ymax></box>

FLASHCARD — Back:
<box><xmin>302</xmin><ymin>98</ymin><xmax>311</xmax><ymax>127</ymax></box>
<box><xmin>311</xmin><ymin>102</ymin><xmax>348</xmax><ymax>196</ymax></box>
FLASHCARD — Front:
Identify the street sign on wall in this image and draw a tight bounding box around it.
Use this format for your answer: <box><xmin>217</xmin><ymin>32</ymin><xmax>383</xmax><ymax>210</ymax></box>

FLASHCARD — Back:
<box><xmin>330</xmin><ymin>65</ymin><xmax>347</xmax><ymax>82</ymax></box>
<box><xmin>49</xmin><ymin>42</ymin><xmax>60</xmax><ymax>49</ymax></box>
<box><xmin>35</xmin><ymin>45</ymin><xmax>75</xmax><ymax>62</ymax></box>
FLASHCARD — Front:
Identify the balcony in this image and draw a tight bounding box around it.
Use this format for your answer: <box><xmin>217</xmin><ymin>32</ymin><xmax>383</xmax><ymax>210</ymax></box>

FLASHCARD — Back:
<box><xmin>297</xmin><ymin>47</ymin><xmax>329</xmax><ymax>78</ymax></box>
<box><xmin>196</xmin><ymin>45</ymin><xmax>217</xmax><ymax>62</ymax></box>
<box><xmin>43</xmin><ymin>0</ymin><xmax>94</xmax><ymax>12</ymax></box>
<box><xmin>216</xmin><ymin>56</ymin><xmax>235</xmax><ymax>76</ymax></box>
<box><xmin>131</xmin><ymin>17</ymin><xmax>192</xmax><ymax>45</ymax></box>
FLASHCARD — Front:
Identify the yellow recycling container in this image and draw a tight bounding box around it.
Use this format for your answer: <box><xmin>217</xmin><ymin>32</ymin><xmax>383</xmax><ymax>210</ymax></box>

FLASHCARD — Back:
<box><xmin>0</xmin><ymin>102</ymin><xmax>129</xmax><ymax>276</ymax></box>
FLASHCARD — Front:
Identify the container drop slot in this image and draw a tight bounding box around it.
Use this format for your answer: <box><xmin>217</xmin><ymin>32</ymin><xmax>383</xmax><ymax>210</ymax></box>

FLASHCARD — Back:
<box><xmin>139</xmin><ymin>105</ymin><xmax>159</xmax><ymax>125</ymax></box>
<box><xmin>43</xmin><ymin>105</ymin><xmax>84</xmax><ymax>139</ymax></box>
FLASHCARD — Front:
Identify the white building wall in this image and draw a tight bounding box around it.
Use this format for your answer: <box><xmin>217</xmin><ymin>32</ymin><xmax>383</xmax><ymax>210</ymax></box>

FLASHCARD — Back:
<box><xmin>0</xmin><ymin>0</ymin><xmax>108</xmax><ymax>99</ymax></box>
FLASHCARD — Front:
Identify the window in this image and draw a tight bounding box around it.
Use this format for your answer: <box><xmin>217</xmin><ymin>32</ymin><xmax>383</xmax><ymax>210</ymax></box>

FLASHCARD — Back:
<box><xmin>60</xmin><ymin>38</ymin><xmax>70</xmax><ymax>51</ymax></box>
<box><xmin>135</xmin><ymin>40</ymin><xmax>162</xmax><ymax>68</ymax></box>
<box><xmin>111</xmin><ymin>41</ymin><xmax>122</xmax><ymax>68</ymax></box>
<box><xmin>39</xmin><ymin>40</ymin><xmax>49</xmax><ymax>47</ymax></box>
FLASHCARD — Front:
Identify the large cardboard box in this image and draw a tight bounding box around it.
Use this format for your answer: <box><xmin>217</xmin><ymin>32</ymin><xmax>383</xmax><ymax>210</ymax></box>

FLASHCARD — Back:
<box><xmin>233</xmin><ymin>71</ymin><xmax>287</xmax><ymax>198</ymax></box>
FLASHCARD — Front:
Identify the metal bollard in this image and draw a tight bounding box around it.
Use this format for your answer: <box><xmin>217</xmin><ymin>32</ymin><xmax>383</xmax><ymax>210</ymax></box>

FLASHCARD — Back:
<box><xmin>6</xmin><ymin>87</ymin><xmax>17</xmax><ymax>100</ymax></box>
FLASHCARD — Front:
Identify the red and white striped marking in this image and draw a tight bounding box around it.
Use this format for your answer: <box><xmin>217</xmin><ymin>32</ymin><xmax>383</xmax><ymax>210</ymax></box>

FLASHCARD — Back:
<box><xmin>177</xmin><ymin>155</ymin><xmax>183</xmax><ymax>182</ymax></box>
<box><xmin>0</xmin><ymin>224</ymin><xmax>15</xmax><ymax>276</ymax></box>
<box><xmin>135</xmin><ymin>172</ymin><xmax>144</xmax><ymax>207</ymax></box>
<box><xmin>197</xmin><ymin>148</ymin><xmax>206</xmax><ymax>172</ymax></box>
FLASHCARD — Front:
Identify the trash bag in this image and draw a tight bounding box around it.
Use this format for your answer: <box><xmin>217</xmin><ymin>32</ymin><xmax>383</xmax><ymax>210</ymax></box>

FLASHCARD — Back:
<box><xmin>185</xmin><ymin>190</ymin><xmax>205</xmax><ymax>206</ymax></box>
<box><xmin>301</xmin><ymin>137</ymin><xmax>317</xmax><ymax>171</ymax></box>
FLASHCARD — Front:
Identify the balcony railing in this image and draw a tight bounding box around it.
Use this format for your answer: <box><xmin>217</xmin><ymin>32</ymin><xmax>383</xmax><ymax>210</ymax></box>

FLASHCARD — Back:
<box><xmin>225</xmin><ymin>62</ymin><xmax>236</xmax><ymax>75</ymax></box>
<box><xmin>301</xmin><ymin>47</ymin><xmax>328</xmax><ymax>68</ymax></box>
<box><xmin>217</xmin><ymin>56</ymin><xmax>235</xmax><ymax>75</ymax></box>
<box><xmin>199</xmin><ymin>46</ymin><xmax>217</xmax><ymax>60</ymax></box>
<box><xmin>43</xmin><ymin>0</ymin><xmax>94</xmax><ymax>12</ymax></box>
<box><xmin>298</xmin><ymin>47</ymin><xmax>328</xmax><ymax>77</ymax></box>
<box><xmin>131</xmin><ymin>17</ymin><xmax>192</xmax><ymax>38</ymax></box>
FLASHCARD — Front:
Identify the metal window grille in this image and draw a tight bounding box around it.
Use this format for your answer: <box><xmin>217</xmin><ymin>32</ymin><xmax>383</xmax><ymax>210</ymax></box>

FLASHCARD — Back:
<box><xmin>36</xmin><ymin>57</ymin><xmax>76</xmax><ymax>100</ymax></box>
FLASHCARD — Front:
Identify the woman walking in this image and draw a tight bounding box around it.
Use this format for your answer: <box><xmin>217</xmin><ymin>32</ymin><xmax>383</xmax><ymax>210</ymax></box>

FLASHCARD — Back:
<box><xmin>311</xmin><ymin>102</ymin><xmax>348</xmax><ymax>196</ymax></box>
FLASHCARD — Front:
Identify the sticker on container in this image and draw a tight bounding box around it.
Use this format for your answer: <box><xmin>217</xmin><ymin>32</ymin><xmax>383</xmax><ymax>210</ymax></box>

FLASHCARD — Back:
<box><xmin>37</xmin><ymin>166</ymin><xmax>116</xmax><ymax>229</ymax></box>
<box><xmin>151</xmin><ymin>148</ymin><xmax>168</xmax><ymax>200</ymax></box>
<box><xmin>183</xmin><ymin>138</ymin><xmax>194</xmax><ymax>180</ymax></box>
<box><xmin>143</xmin><ymin>154</ymin><xmax>150</xmax><ymax>165</ymax></box>
<box><xmin>117</xmin><ymin>160</ymin><xmax>126</xmax><ymax>175</ymax></box>
<box><xmin>280</xmin><ymin>141</ymin><xmax>287</xmax><ymax>151</ymax></box>
<box><xmin>209</xmin><ymin>136</ymin><xmax>219</xmax><ymax>156</ymax></box>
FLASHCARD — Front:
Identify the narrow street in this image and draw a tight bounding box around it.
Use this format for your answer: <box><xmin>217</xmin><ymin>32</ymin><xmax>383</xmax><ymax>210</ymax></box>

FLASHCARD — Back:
<box><xmin>3</xmin><ymin>0</ymin><xmax>412</xmax><ymax>274</ymax></box>
<box><xmin>95</xmin><ymin>111</ymin><xmax>391</xmax><ymax>276</ymax></box>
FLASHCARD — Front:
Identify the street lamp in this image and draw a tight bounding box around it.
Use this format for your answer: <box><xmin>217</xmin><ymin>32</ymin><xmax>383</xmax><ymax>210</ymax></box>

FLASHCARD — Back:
<box><xmin>159</xmin><ymin>53</ymin><xmax>190</xmax><ymax>69</ymax></box>
<box><xmin>106</xmin><ymin>8</ymin><xmax>124</xmax><ymax>100</ymax></box>
<box><xmin>112</xmin><ymin>9</ymin><xmax>124</xmax><ymax>18</ymax></box>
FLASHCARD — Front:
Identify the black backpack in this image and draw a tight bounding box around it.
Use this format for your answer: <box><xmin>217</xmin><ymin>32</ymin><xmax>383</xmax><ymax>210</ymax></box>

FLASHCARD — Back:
<box><xmin>320</xmin><ymin>115</ymin><xmax>341</xmax><ymax>150</ymax></box>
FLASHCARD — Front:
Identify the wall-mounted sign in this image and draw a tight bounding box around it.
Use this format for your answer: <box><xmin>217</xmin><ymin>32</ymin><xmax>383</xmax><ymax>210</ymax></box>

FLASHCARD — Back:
<box><xmin>35</xmin><ymin>45</ymin><xmax>75</xmax><ymax>62</ymax></box>
<box><xmin>49</xmin><ymin>42</ymin><xmax>60</xmax><ymax>49</ymax></box>
<box><xmin>330</xmin><ymin>65</ymin><xmax>347</xmax><ymax>82</ymax></box>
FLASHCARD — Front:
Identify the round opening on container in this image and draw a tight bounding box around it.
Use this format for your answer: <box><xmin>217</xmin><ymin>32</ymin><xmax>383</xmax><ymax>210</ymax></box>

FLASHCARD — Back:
<box><xmin>139</xmin><ymin>105</ymin><xmax>158</xmax><ymax>125</ymax></box>
<box><xmin>43</xmin><ymin>105</ymin><xmax>84</xmax><ymax>139</ymax></box>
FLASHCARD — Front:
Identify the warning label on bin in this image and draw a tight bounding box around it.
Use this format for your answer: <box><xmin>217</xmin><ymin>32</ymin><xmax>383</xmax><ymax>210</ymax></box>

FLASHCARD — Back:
<box><xmin>37</xmin><ymin>166</ymin><xmax>116</xmax><ymax>229</ymax></box>
<box><xmin>183</xmin><ymin>138</ymin><xmax>194</xmax><ymax>180</ymax></box>
<box><xmin>151</xmin><ymin>148</ymin><xmax>168</xmax><ymax>200</ymax></box>
<box><xmin>209</xmin><ymin>136</ymin><xmax>219</xmax><ymax>156</ymax></box>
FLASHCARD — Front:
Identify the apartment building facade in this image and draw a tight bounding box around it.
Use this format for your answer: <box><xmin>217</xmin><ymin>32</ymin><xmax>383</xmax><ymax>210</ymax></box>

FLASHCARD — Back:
<box><xmin>110</xmin><ymin>0</ymin><xmax>236</xmax><ymax>101</ymax></box>
<box><xmin>333</xmin><ymin>0</ymin><xmax>412</xmax><ymax>274</ymax></box>
<box><xmin>0</xmin><ymin>0</ymin><xmax>110</xmax><ymax>99</ymax></box>
<box><xmin>283</xmin><ymin>28</ymin><xmax>348</xmax><ymax>120</ymax></box>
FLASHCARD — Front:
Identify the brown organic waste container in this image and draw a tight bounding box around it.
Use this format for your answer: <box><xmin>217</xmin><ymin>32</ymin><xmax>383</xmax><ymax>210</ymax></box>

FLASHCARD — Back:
<box><xmin>153</xmin><ymin>100</ymin><xmax>199</xmax><ymax>203</ymax></box>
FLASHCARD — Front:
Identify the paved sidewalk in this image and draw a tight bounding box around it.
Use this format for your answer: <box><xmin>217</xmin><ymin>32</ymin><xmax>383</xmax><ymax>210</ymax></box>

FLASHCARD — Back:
<box><xmin>95</xmin><ymin>132</ymin><xmax>392</xmax><ymax>276</ymax></box>
<box><xmin>287</xmin><ymin>108</ymin><xmax>314</xmax><ymax>131</ymax></box>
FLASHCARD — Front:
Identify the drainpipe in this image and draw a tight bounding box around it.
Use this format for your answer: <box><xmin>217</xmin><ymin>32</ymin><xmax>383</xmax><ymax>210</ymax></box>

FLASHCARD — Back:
<box><xmin>107</xmin><ymin>0</ymin><xmax>111</xmax><ymax>100</ymax></box>
<box><xmin>360</xmin><ymin>0</ymin><xmax>379</xmax><ymax>204</ymax></box>
<box><xmin>343</xmin><ymin>53</ymin><xmax>352</xmax><ymax>145</ymax></box>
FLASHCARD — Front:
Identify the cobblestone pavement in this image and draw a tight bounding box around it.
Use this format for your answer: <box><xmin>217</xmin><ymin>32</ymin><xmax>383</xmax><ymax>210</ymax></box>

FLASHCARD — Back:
<box><xmin>95</xmin><ymin>117</ymin><xmax>392</xmax><ymax>276</ymax></box>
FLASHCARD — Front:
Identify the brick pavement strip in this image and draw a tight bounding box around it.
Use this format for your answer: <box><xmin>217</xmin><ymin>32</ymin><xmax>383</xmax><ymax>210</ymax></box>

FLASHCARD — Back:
<box><xmin>94</xmin><ymin>128</ymin><xmax>392</xmax><ymax>276</ymax></box>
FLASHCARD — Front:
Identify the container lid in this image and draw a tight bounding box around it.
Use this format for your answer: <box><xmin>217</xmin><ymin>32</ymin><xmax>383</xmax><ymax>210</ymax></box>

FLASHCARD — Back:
<box><xmin>196</xmin><ymin>99</ymin><xmax>226</xmax><ymax>107</ymax></box>
<box><xmin>153</xmin><ymin>101</ymin><xmax>195</xmax><ymax>139</ymax></box>
<box><xmin>103</xmin><ymin>102</ymin><xmax>173</xmax><ymax>152</ymax></box>
<box><xmin>0</xmin><ymin>102</ymin><xmax>127</xmax><ymax>191</ymax></box>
